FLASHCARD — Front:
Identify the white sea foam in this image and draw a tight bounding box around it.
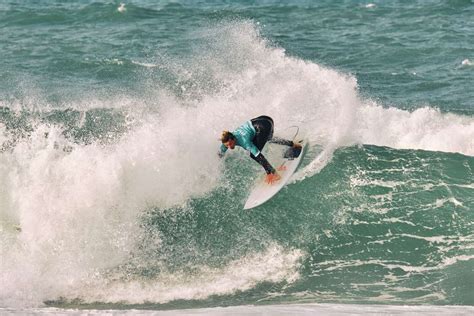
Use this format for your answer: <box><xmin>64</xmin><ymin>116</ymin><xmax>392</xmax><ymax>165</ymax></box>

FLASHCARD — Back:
<box><xmin>118</xmin><ymin>3</ymin><xmax>126</xmax><ymax>13</ymax></box>
<box><xmin>435</xmin><ymin>197</ymin><xmax>464</xmax><ymax>208</ymax></box>
<box><xmin>131</xmin><ymin>60</ymin><xmax>159</xmax><ymax>68</ymax></box>
<box><xmin>104</xmin><ymin>58</ymin><xmax>124</xmax><ymax>65</ymax></box>
<box><xmin>315</xmin><ymin>255</ymin><xmax>474</xmax><ymax>274</ymax></box>
<box><xmin>355</xmin><ymin>104</ymin><xmax>474</xmax><ymax>156</ymax></box>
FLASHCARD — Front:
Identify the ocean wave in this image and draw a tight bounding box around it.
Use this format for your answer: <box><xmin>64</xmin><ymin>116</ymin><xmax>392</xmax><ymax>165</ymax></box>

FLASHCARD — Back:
<box><xmin>1</xmin><ymin>20</ymin><xmax>473</xmax><ymax>308</ymax></box>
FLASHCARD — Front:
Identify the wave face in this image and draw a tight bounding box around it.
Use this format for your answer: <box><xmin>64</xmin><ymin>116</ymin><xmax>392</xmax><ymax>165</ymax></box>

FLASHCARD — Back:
<box><xmin>1</xmin><ymin>1</ymin><xmax>473</xmax><ymax>310</ymax></box>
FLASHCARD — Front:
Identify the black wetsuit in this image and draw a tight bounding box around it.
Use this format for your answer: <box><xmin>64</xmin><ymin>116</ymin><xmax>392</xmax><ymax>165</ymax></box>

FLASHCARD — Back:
<box><xmin>249</xmin><ymin>116</ymin><xmax>294</xmax><ymax>174</ymax></box>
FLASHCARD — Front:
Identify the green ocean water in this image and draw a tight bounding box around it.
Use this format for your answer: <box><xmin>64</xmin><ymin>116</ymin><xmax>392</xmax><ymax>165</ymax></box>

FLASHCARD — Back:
<box><xmin>1</xmin><ymin>0</ymin><xmax>473</xmax><ymax>311</ymax></box>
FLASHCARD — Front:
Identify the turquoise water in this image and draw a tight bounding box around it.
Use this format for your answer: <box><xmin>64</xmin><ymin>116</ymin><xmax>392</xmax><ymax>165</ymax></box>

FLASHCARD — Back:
<box><xmin>1</xmin><ymin>0</ymin><xmax>473</xmax><ymax>310</ymax></box>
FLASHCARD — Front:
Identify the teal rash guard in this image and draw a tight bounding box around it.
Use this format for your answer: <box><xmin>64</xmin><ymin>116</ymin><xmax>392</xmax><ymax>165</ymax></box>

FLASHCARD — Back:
<box><xmin>219</xmin><ymin>116</ymin><xmax>293</xmax><ymax>174</ymax></box>
<box><xmin>219</xmin><ymin>120</ymin><xmax>261</xmax><ymax>157</ymax></box>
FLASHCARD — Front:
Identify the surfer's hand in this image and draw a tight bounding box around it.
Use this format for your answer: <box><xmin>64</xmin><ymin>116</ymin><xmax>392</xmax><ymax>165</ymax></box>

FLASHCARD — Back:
<box><xmin>265</xmin><ymin>172</ymin><xmax>281</xmax><ymax>184</ymax></box>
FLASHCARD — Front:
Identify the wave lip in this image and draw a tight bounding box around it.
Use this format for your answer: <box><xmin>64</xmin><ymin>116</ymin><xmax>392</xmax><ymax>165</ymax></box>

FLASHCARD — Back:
<box><xmin>355</xmin><ymin>105</ymin><xmax>474</xmax><ymax>156</ymax></box>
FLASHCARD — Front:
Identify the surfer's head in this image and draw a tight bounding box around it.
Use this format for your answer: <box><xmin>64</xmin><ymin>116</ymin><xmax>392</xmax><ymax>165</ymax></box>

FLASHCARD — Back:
<box><xmin>221</xmin><ymin>131</ymin><xmax>236</xmax><ymax>149</ymax></box>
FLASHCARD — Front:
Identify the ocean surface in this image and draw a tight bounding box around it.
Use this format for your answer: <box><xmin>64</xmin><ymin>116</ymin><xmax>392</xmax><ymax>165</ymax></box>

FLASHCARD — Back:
<box><xmin>1</xmin><ymin>0</ymin><xmax>473</xmax><ymax>313</ymax></box>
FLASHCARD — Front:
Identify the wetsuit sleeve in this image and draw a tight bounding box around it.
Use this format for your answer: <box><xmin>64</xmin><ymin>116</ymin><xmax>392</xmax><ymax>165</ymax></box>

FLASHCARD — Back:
<box><xmin>250</xmin><ymin>153</ymin><xmax>275</xmax><ymax>174</ymax></box>
<box><xmin>248</xmin><ymin>143</ymin><xmax>261</xmax><ymax>157</ymax></box>
<box><xmin>219</xmin><ymin>144</ymin><xmax>228</xmax><ymax>157</ymax></box>
<box><xmin>269</xmin><ymin>137</ymin><xmax>294</xmax><ymax>147</ymax></box>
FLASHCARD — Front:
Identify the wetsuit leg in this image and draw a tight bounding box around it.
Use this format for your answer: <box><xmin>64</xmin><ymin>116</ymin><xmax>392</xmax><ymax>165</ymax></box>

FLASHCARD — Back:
<box><xmin>252</xmin><ymin>115</ymin><xmax>294</xmax><ymax>147</ymax></box>
<box><xmin>249</xmin><ymin>116</ymin><xmax>276</xmax><ymax>174</ymax></box>
<box><xmin>249</xmin><ymin>116</ymin><xmax>294</xmax><ymax>174</ymax></box>
<box><xmin>251</xmin><ymin>115</ymin><xmax>274</xmax><ymax>150</ymax></box>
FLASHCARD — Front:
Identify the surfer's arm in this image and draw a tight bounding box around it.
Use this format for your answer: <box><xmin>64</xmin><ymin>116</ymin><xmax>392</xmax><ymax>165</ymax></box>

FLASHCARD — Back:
<box><xmin>218</xmin><ymin>144</ymin><xmax>228</xmax><ymax>158</ymax></box>
<box><xmin>245</xmin><ymin>140</ymin><xmax>276</xmax><ymax>174</ymax></box>
<box><xmin>250</xmin><ymin>153</ymin><xmax>276</xmax><ymax>175</ymax></box>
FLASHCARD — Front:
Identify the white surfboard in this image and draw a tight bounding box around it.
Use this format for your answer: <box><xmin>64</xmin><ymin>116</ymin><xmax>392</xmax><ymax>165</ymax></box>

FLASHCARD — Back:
<box><xmin>243</xmin><ymin>139</ymin><xmax>307</xmax><ymax>210</ymax></box>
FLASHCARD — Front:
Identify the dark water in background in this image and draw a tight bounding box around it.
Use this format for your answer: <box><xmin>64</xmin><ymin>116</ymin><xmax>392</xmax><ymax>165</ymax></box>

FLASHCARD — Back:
<box><xmin>1</xmin><ymin>0</ymin><xmax>473</xmax><ymax>310</ymax></box>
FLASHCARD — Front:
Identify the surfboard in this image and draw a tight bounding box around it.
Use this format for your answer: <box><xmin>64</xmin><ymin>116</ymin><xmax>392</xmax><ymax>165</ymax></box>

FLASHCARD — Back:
<box><xmin>243</xmin><ymin>139</ymin><xmax>307</xmax><ymax>210</ymax></box>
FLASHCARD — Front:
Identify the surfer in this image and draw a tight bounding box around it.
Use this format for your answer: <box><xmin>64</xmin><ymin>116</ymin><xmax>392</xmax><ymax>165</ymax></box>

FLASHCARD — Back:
<box><xmin>219</xmin><ymin>115</ymin><xmax>301</xmax><ymax>184</ymax></box>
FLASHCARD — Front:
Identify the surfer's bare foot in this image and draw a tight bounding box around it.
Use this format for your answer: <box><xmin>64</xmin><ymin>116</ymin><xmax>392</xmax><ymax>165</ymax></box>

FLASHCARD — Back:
<box><xmin>265</xmin><ymin>172</ymin><xmax>281</xmax><ymax>184</ymax></box>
